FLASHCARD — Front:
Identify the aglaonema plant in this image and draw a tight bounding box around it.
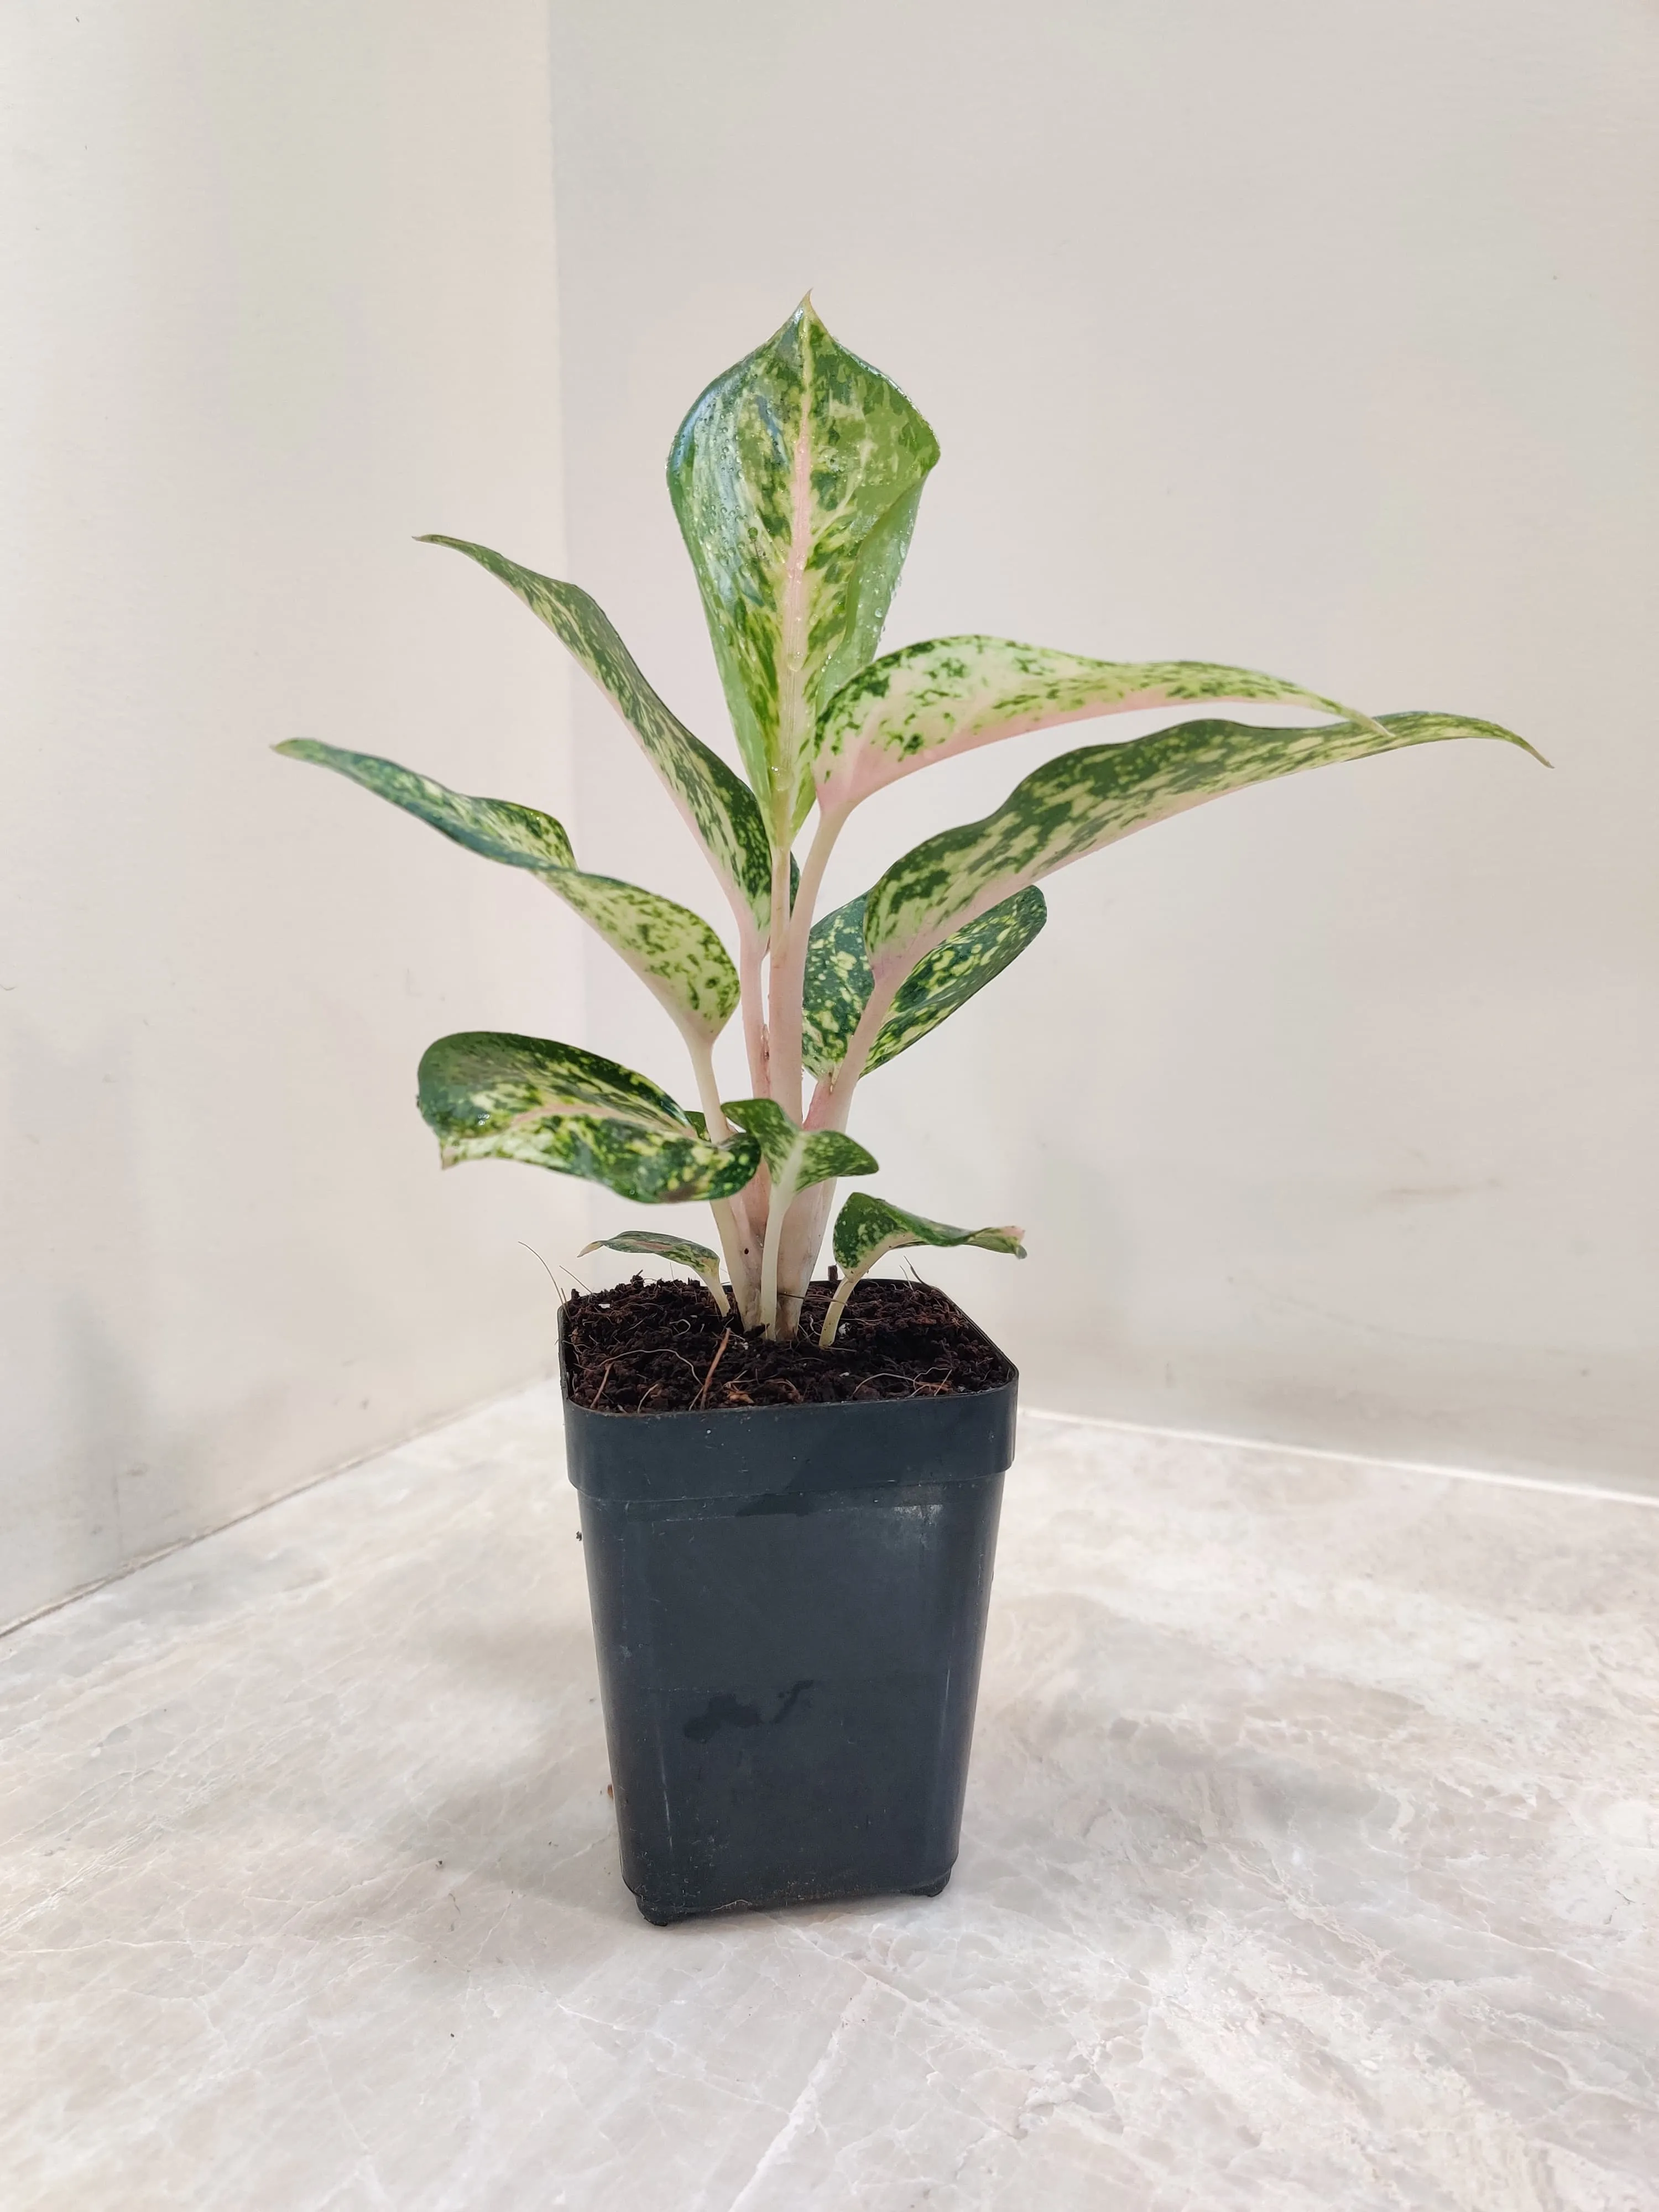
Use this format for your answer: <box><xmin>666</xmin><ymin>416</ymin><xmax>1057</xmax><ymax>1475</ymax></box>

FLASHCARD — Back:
<box><xmin>279</xmin><ymin>301</ymin><xmax>1540</xmax><ymax>1347</ymax></box>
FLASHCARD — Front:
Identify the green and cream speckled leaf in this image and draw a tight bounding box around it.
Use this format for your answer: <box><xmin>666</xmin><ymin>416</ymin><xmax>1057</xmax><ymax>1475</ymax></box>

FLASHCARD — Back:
<box><xmin>580</xmin><ymin>1230</ymin><xmax>729</xmax><ymax>1313</ymax></box>
<box><xmin>275</xmin><ymin>739</ymin><xmax>575</xmax><ymax>870</ymax></box>
<box><xmin>418</xmin><ymin>1032</ymin><xmax>760</xmax><ymax>1204</ymax></box>
<box><xmin>864</xmin><ymin>711</ymin><xmax>1544</xmax><ymax>984</ymax></box>
<box><xmin>420</xmin><ymin>536</ymin><xmax>773</xmax><ymax>941</ymax></box>
<box><xmin>667</xmin><ymin>300</ymin><xmax>940</xmax><ymax>839</ymax></box>
<box><xmin>802</xmin><ymin>887</ymin><xmax>1047</xmax><ymax>1079</ymax></box>
<box><xmin>820</xmin><ymin>1193</ymin><xmax>1025</xmax><ymax>1347</ymax></box>
<box><xmin>800</xmin><ymin>896</ymin><xmax>871</xmax><ymax>1078</ymax></box>
<box><xmin>275</xmin><ymin>739</ymin><xmax>737</xmax><ymax>1043</ymax></box>
<box><xmin>720</xmin><ymin>1098</ymin><xmax>878</xmax><ymax>1197</ymax></box>
<box><xmin>814</xmin><ymin>635</ymin><xmax>1360</xmax><ymax>812</ymax></box>
<box><xmin>832</xmin><ymin>1193</ymin><xmax>1027</xmax><ymax>1273</ymax></box>
<box><xmin>544</xmin><ymin>872</ymin><xmax>737</xmax><ymax>1041</ymax></box>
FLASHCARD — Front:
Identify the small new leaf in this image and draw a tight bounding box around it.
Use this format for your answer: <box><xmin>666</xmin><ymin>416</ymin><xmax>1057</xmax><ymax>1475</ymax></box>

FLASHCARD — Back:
<box><xmin>419</xmin><ymin>536</ymin><xmax>774</xmax><ymax>941</ymax></box>
<box><xmin>864</xmin><ymin>710</ymin><xmax>1544</xmax><ymax>983</ymax></box>
<box><xmin>275</xmin><ymin>739</ymin><xmax>737</xmax><ymax>1042</ymax></box>
<box><xmin>814</xmin><ymin>635</ymin><xmax>1363</xmax><ymax>812</ymax></box>
<box><xmin>668</xmin><ymin>300</ymin><xmax>940</xmax><ymax>839</ymax></box>
<box><xmin>802</xmin><ymin>887</ymin><xmax>1047</xmax><ymax>1079</ymax></box>
<box><xmin>418</xmin><ymin>1032</ymin><xmax>760</xmax><ymax>1204</ymax></box>
<box><xmin>821</xmin><ymin>1193</ymin><xmax>1026</xmax><ymax>1348</ymax></box>
<box><xmin>580</xmin><ymin>1230</ymin><xmax>729</xmax><ymax>1315</ymax></box>
<box><xmin>721</xmin><ymin>1098</ymin><xmax>878</xmax><ymax>1195</ymax></box>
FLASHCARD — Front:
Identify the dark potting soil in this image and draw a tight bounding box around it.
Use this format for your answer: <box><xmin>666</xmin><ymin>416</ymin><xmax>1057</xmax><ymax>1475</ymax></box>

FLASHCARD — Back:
<box><xmin>562</xmin><ymin>1275</ymin><xmax>1013</xmax><ymax>1414</ymax></box>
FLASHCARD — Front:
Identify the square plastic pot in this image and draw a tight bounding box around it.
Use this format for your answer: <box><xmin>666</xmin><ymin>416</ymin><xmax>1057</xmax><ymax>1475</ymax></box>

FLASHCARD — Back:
<box><xmin>560</xmin><ymin>1305</ymin><xmax>1017</xmax><ymax>1925</ymax></box>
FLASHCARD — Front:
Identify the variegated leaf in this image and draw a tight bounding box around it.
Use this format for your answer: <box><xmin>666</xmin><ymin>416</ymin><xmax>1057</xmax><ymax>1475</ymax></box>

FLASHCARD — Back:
<box><xmin>802</xmin><ymin>887</ymin><xmax>1047</xmax><ymax>1079</ymax></box>
<box><xmin>820</xmin><ymin>1193</ymin><xmax>1025</xmax><ymax>1347</ymax></box>
<box><xmin>418</xmin><ymin>1032</ymin><xmax>760</xmax><ymax>1204</ymax></box>
<box><xmin>580</xmin><ymin>1230</ymin><xmax>729</xmax><ymax>1313</ymax></box>
<box><xmin>667</xmin><ymin>300</ymin><xmax>939</xmax><ymax>841</ymax></box>
<box><xmin>813</xmin><ymin>635</ymin><xmax>1361</xmax><ymax>813</ymax></box>
<box><xmin>832</xmin><ymin>1193</ymin><xmax>1027</xmax><ymax>1272</ymax></box>
<box><xmin>544</xmin><ymin>872</ymin><xmax>737</xmax><ymax>1040</ymax></box>
<box><xmin>864</xmin><ymin>711</ymin><xmax>1543</xmax><ymax>986</ymax></box>
<box><xmin>721</xmin><ymin>1099</ymin><xmax>878</xmax><ymax>1196</ymax></box>
<box><xmin>420</xmin><ymin>536</ymin><xmax>773</xmax><ymax>940</ymax></box>
<box><xmin>275</xmin><ymin>739</ymin><xmax>738</xmax><ymax>1042</ymax></box>
<box><xmin>275</xmin><ymin>739</ymin><xmax>575</xmax><ymax>869</ymax></box>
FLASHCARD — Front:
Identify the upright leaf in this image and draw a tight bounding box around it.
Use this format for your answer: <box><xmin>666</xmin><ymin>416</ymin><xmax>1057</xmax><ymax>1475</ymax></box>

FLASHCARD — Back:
<box><xmin>863</xmin><ymin>711</ymin><xmax>1544</xmax><ymax>986</ymax></box>
<box><xmin>802</xmin><ymin>888</ymin><xmax>1048</xmax><ymax>1079</ymax></box>
<box><xmin>667</xmin><ymin>300</ymin><xmax>940</xmax><ymax>839</ymax></box>
<box><xmin>419</xmin><ymin>1032</ymin><xmax>760</xmax><ymax>1204</ymax></box>
<box><xmin>820</xmin><ymin>1193</ymin><xmax>1026</xmax><ymax>1347</ymax></box>
<box><xmin>275</xmin><ymin>739</ymin><xmax>738</xmax><ymax>1043</ymax></box>
<box><xmin>580</xmin><ymin>1230</ymin><xmax>729</xmax><ymax>1314</ymax></box>
<box><xmin>813</xmin><ymin>635</ymin><xmax>1361</xmax><ymax>813</ymax></box>
<box><xmin>420</xmin><ymin>536</ymin><xmax>773</xmax><ymax>940</ymax></box>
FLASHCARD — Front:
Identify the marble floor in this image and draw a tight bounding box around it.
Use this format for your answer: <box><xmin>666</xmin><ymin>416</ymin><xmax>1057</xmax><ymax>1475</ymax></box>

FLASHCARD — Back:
<box><xmin>4</xmin><ymin>1390</ymin><xmax>1657</xmax><ymax>2211</ymax></box>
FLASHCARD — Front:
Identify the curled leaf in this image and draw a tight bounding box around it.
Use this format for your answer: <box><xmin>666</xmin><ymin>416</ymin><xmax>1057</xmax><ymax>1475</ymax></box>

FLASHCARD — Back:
<box><xmin>418</xmin><ymin>1032</ymin><xmax>760</xmax><ymax>1204</ymax></box>
<box><xmin>821</xmin><ymin>1194</ymin><xmax>1025</xmax><ymax>1348</ymax></box>
<box><xmin>721</xmin><ymin>1098</ymin><xmax>878</xmax><ymax>1196</ymax></box>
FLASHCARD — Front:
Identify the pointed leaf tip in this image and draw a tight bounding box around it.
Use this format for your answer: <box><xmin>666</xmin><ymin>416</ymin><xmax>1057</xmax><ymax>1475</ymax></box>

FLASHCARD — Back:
<box><xmin>863</xmin><ymin>708</ymin><xmax>1545</xmax><ymax>978</ymax></box>
<box><xmin>812</xmin><ymin>636</ymin><xmax>1375</xmax><ymax>813</ymax></box>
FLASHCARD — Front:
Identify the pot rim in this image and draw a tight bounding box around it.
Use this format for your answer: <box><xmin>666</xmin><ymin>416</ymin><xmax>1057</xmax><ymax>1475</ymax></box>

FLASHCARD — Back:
<box><xmin>556</xmin><ymin>1286</ymin><xmax>1018</xmax><ymax>1426</ymax></box>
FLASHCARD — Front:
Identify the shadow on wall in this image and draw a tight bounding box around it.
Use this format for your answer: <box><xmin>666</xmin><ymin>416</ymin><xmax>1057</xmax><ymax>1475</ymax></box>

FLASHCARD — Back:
<box><xmin>3</xmin><ymin>1015</ymin><xmax>156</xmax><ymax>1618</ymax></box>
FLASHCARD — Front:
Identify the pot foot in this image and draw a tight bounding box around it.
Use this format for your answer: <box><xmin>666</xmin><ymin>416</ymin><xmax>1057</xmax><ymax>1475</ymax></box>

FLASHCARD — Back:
<box><xmin>634</xmin><ymin>1896</ymin><xmax>690</xmax><ymax>1927</ymax></box>
<box><xmin>907</xmin><ymin>1871</ymin><xmax>952</xmax><ymax>1898</ymax></box>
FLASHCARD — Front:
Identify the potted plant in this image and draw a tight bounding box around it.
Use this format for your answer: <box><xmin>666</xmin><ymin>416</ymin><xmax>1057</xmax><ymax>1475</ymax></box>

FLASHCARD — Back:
<box><xmin>279</xmin><ymin>301</ymin><xmax>1538</xmax><ymax>1923</ymax></box>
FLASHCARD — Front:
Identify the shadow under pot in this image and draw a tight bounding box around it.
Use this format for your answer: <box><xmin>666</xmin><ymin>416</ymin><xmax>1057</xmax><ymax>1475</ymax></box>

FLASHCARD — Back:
<box><xmin>560</xmin><ymin>1302</ymin><xmax>1018</xmax><ymax>1926</ymax></box>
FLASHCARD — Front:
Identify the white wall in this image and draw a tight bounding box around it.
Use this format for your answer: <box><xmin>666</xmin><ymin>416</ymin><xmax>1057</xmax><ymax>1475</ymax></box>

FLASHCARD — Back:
<box><xmin>549</xmin><ymin>0</ymin><xmax>1659</xmax><ymax>1488</ymax></box>
<box><xmin>1</xmin><ymin>1</ymin><xmax>586</xmax><ymax>1626</ymax></box>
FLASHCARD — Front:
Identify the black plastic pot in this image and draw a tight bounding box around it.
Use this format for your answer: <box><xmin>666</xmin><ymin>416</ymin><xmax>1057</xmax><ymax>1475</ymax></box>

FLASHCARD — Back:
<box><xmin>561</xmin><ymin>1309</ymin><xmax>1017</xmax><ymax>1925</ymax></box>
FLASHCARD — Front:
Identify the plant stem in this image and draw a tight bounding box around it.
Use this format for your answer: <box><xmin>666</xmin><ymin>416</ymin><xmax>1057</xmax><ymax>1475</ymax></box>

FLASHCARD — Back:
<box><xmin>758</xmin><ymin>1166</ymin><xmax>796</xmax><ymax>1335</ymax></box>
<box><xmin>764</xmin><ymin>804</ymin><xmax>846</xmax><ymax>1126</ymax></box>
<box><xmin>815</xmin><ymin>967</ymin><xmax>901</xmax><ymax>1132</ymax></box>
<box><xmin>738</xmin><ymin>930</ymin><xmax>770</xmax><ymax>1097</ymax></box>
<box><xmin>687</xmin><ymin>1035</ymin><xmax>733</xmax><ymax>1145</ymax></box>
<box><xmin>764</xmin><ymin>1182</ymin><xmax>820</xmax><ymax>1334</ymax></box>
<box><xmin>818</xmin><ymin>1269</ymin><xmax>859</xmax><ymax>1350</ymax></box>
<box><xmin>687</xmin><ymin>1035</ymin><xmax>759</xmax><ymax>1326</ymax></box>
<box><xmin>767</xmin><ymin>837</ymin><xmax>793</xmax><ymax>1074</ymax></box>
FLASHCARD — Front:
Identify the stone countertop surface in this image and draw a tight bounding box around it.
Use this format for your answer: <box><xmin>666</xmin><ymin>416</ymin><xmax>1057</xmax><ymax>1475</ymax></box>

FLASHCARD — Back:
<box><xmin>4</xmin><ymin>1387</ymin><xmax>1657</xmax><ymax>2211</ymax></box>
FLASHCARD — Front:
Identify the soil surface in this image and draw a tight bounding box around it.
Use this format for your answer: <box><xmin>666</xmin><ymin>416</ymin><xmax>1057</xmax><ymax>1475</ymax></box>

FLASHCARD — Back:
<box><xmin>562</xmin><ymin>1275</ymin><xmax>1013</xmax><ymax>1414</ymax></box>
